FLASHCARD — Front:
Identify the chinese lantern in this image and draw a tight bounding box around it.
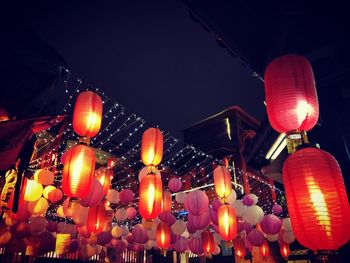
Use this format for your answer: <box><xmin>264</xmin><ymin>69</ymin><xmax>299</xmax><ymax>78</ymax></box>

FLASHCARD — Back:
<box><xmin>73</xmin><ymin>91</ymin><xmax>103</xmax><ymax>138</ymax></box>
<box><xmin>280</xmin><ymin>242</ymin><xmax>290</xmax><ymax>258</ymax></box>
<box><xmin>233</xmin><ymin>237</ymin><xmax>246</xmax><ymax>259</ymax></box>
<box><xmin>107</xmin><ymin>157</ymin><xmax>117</xmax><ymax>169</ymax></box>
<box><xmin>95</xmin><ymin>167</ymin><xmax>113</xmax><ymax>195</ymax></box>
<box><xmin>264</xmin><ymin>54</ymin><xmax>319</xmax><ymax>133</ymax></box>
<box><xmin>23</xmin><ymin>179</ymin><xmax>43</xmax><ymax>202</ymax></box>
<box><xmin>201</xmin><ymin>231</ymin><xmax>215</xmax><ymax>254</ymax></box>
<box><xmin>87</xmin><ymin>204</ymin><xmax>106</xmax><ymax>234</ymax></box>
<box><xmin>283</xmin><ymin>147</ymin><xmax>350</xmax><ymax>251</ymax></box>
<box><xmin>259</xmin><ymin>241</ymin><xmax>270</xmax><ymax>258</ymax></box>
<box><xmin>61</xmin><ymin>144</ymin><xmax>95</xmax><ymax>199</ymax></box>
<box><xmin>141</xmin><ymin>128</ymin><xmax>163</xmax><ymax>166</ymax></box>
<box><xmin>218</xmin><ymin>204</ymin><xmax>237</xmax><ymax>241</ymax></box>
<box><xmin>213</xmin><ymin>165</ymin><xmax>232</xmax><ymax>202</ymax></box>
<box><xmin>138</xmin><ymin>173</ymin><xmax>163</xmax><ymax>220</ymax></box>
<box><xmin>162</xmin><ymin>190</ymin><xmax>172</xmax><ymax>212</ymax></box>
<box><xmin>156</xmin><ymin>222</ymin><xmax>171</xmax><ymax>252</ymax></box>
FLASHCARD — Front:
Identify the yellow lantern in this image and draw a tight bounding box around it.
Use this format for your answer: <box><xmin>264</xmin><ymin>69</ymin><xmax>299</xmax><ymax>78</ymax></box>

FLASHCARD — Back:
<box><xmin>23</xmin><ymin>179</ymin><xmax>43</xmax><ymax>202</ymax></box>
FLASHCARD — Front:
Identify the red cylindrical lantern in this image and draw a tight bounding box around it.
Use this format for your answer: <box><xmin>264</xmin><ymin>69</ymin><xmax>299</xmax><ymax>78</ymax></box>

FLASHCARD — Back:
<box><xmin>259</xmin><ymin>241</ymin><xmax>270</xmax><ymax>258</ymax></box>
<box><xmin>62</xmin><ymin>144</ymin><xmax>95</xmax><ymax>199</ymax></box>
<box><xmin>156</xmin><ymin>222</ymin><xmax>171</xmax><ymax>251</ymax></box>
<box><xmin>201</xmin><ymin>231</ymin><xmax>215</xmax><ymax>254</ymax></box>
<box><xmin>73</xmin><ymin>91</ymin><xmax>103</xmax><ymax>138</ymax></box>
<box><xmin>264</xmin><ymin>54</ymin><xmax>319</xmax><ymax>133</ymax></box>
<box><xmin>233</xmin><ymin>237</ymin><xmax>246</xmax><ymax>259</ymax></box>
<box><xmin>213</xmin><ymin>165</ymin><xmax>232</xmax><ymax>201</ymax></box>
<box><xmin>141</xmin><ymin>128</ymin><xmax>163</xmax><ymax>166</ymax></box>
<box><xmin>95</xmin><ymin>167</ymin><xmax>113</xmax><ymax>195</ymax></box>
<box><xmin>139</xmin><ymin>173</ymin><xmax>163</xmax><ymax>220</ymax></box>
<box><xmin>87</xmin><ymin>204</ymin><xmax>106</xmax><ymax>234</ymax></box>
<box><xmin>283</xmin><ymin>147</ymin><xmax>350</xmax><ymax>251</ymax></box>
<box><xmin>162</xmin><ymin>190</ymin><xmax>172</xmax><ymax>213</ymax></box>
<box><xmin>218</xmin><ymin>204</ymin><xmax>237</xmax><ymax>241</ymax></box>
<box><xmin>280</xmin><ymin>242</ymin><xmax>290</xmax><ymax>258</ymax></box>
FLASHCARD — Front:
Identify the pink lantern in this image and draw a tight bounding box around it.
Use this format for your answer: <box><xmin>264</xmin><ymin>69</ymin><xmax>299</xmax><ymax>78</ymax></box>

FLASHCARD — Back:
<box><xmin>46</xmin><ymin>221</ymin><xmax>58</xmax><ymax>232</ymax></box>
<box><xmin>126</xmin><ymin>234</ymin><xmax>135</xmax><ymax>244</ymax></box>
<box><xmin>174</xmin><ymin>237</ymin><xmax>188</xmax><ymax>252</ymax></box>
<box><xmin>168</xmin><ymin>178</ymin><xmax>182</xmax><ymax>192</ymax></box>
<box><xmin>112</xmin><ymin>239</ymin><xmax>127</xmax><ymax>253</ymax></box>
<box><xmin>159</xmin><ymin>211</ymin><xmax>176</xmax><ymax>226</ymax></box>
<box><xmin>80</xmin><ymin>178</ymin><xmax>104</xmax><ymax>207</ymax></box>
<box><xmin>132</xmin><ymin>224</ymin><xmax>148</xmax><ymax>244</ymax></box>
<box><xmin>210</xmin><ymin>209</ymin><xmax>218</xmax><ymax>225</ymax></box>
<box><xmin>242</xmin><ymin>195</ymin><xmax>254</xmax><ymax>206</ymax></box>
<box><xmin>97</xmin><ymin>231</ymin><xmax>113</xmax><ymax>246</ymax></box>
<box><xmin>171</xmin><ymin>231</ymin><xmax>179</xmax><ymax>244</ymax></box>
<box><xmin>238</xmin><ymin>221</ymin><xmax>253</xmax><ymax>233</ymax></box>
<box><xmin>184</xmin><ymin>190</ymin><xmax>209</xmax><ymax>216</ymax></box>
<box><xmin>189</xmin><ymin>237</ymin><xmax>204</xmax><ymax>254</ymax></box>
<box><xmin>188</xmin><ymin>211</ymin><xmax>210</xmax><ymax>230</ymax></box>
<box><xmin>272</xmin><ymin>204</ymin><xmax>283</xmax><ymax>215</ymax></box>
<box><xmin>211</xmin><ymin>199</ymin><xmax>221</xmax><ymax>212</ymax></box>
<box><xmin>126</xmin><ymin>207</ymin><xmax>137</xmax><ymax>219</ymax></box>
<box><xmin>247</xmin><ymin>229</ymin><xmax>265</xmax><ymax>246</ymax></box>
<box><xmin>186</xmin><ymin>220</ymin><xmax>196</xmax><ymax>234</ymax></box>
<box><xmin>119</xmin><ymin>189</ymin><xmax>134</xmax><ymax>203</ymax></box>
<box><xmin>260</xmin><ymin>214</ymin><xmax>282</xmax><ymax>235</ymax></box>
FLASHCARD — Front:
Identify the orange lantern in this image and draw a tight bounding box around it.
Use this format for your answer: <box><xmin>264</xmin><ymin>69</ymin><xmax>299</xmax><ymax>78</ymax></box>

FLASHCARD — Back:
<box><xmin>162</xmin><ymin>190</ymin><xmax>172</xmax><ymax>213</ymax></box>
<box><xmin>218</xmin><ymin>204</ymin><xmax>237</xmax><ymax>241</ymax></box>
<box><xmin>87</xmin><ymin>204</ymin><xmax>106</xmax><ymax>234</ymax></box>
<box><xmin>107</xmin><ymin>157</ymin><xmax>117</xmax><ymax>169</ymax></box>
<box><xmin>139</xmin><ymin>173</ymin><xmax>163</xmax><ymax>220</ymax></box>
<box><xmin>62</xmin><ymin>144</ymin><xmax>95</xmax><ymax>199</ymax></box>
<box><xmin>280</xmin><ymin>242</ymin><xmax>290</xmax><ymax>258</ymax></box>
<box><xmin>259</xmin><ymin>241</ymin><xmax>270</xmax><ymax>258</ymax></box>
<box><xmin>73</xmin><ymin>91</ymin><xmax>103</xmax><ymax>138</ymax></box>
<box><xmin>233</xmin><ymin>237</ymin><xmax>246</xmax><ymax>259</ymax></box>
<box><xmin>283</xmin><ymin>147</ymin><xmax>350</xmax><ymax>251</ymax></box>
<box><xmin>156</xmin><ymin>222</ymin><xmax>171</xmax><ymax>252</ymax></box>
<box><xmin>213</xmin><ymin>165</ymin><xmax>232</xmax><ymax>201</ymax></box>
<box><xmin>23</xmin><ymin>179</ymin><xmax>43</xmax><ymax>202</ymax></box>
<box><xmin>201</xmin><ymin>231</ymin><xmax>215</xmax><ymax>254</ymax></box>
<box><xmin>95</xmin><ymin>167</ymin><xmax>113</xmax><ymax>195</ymax></box>
<box><xmin>141</xmin><ymin>128</ymin><xmax>163</xmax><ymax>166</ymax></box>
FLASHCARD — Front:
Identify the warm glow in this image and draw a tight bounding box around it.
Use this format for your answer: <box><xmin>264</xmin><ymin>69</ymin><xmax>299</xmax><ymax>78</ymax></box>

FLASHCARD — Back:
<box><xmin>259</xmin><ymin>242</ymin><xmax>269</xmax><ymax>257</ymax></box>
<box><xmin>86</xmin><ymin>111</ymin><xmax>101</xmax><ymax>135</ymax></box>
<box><xmin>139</xmin><ymin>174</ymin><xmax>163</xmax><ymax>220</ymax></box>
<box><xmin>23</xmin><ymin>179</ymin><xmax>43</xmax><ymax>202</ymax></box>
<box><xmin>141</xmin><ymin>128</ymin><xmax>163</xmax><ymax>166</ymax></box>
<box><xmin>70</xmin><ymin>151</ymin><xmax>85</xmax><ymax>193</ymax></box>
<box><xmin>218</xmin><ymin>205</ymin><xmax>237</xmax><ymax>241</ymax></box>
<box><xmin>214</xmin><ymin>166</ymin><xmax>232</xmax><ymax>199</ymax></box>
<box><xmin>236</xmin><ymin>249</ymin><xmax>241</xmax><ymax>257</ymax></box>
<box><xmin>147</xmin><ymin>181</ymin><xmax>156</xmax><ymax>214</ymax></box>
<box><xmin>225</xmin><ymin>118</ymin><xmax>232</xmax><ymax>140</ymax></box>
<box><xmin>296</xmin><ymin>100</ymin><xmax>314</xmax><ymax>125</ymax></box>
<box><xmin>156</xmin><ymin>222</ymin><xmax>171</xmax><ymax>250</ymax></box>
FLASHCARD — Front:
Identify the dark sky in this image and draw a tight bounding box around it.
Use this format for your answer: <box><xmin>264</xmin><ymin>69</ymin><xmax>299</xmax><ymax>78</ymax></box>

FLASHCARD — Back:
<box><xmin>26</xmin><ymin>0</ymin><xmax>265</xmax><ymax>134</ymax></box>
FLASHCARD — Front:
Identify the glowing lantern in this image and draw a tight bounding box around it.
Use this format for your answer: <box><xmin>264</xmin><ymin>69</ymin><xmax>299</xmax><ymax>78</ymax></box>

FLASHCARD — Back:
<box><xmin>283</xmin><ymin>147</ymin><xmax>350</xmax><ymax>251</ymax></box>
<box><xmin>28</xmin><ymin>197</ymin><xmax>49</xmax><ymax>215</ymax></box>
<box><xmin>73</xmin><ymin>91</ymin><xmax>102</xmax><ymax>138</ymax></box>
<box><xmin>280</xmin><ymin>242</ymin><xmax>290</xmax><ymax>258</ymax></box>
<box><xmin>33</xmin><ymin>169</ymin><xmax>54</xmax><ymax>185</ymax></box>
<box><xmin>201</xmin><ymin>231</ymin><xmax>215</xmax><ymax>254</ymax></box>
<box><xmin>162</xmin><ymin>190</ymin><xmax>172</xmax><ymax>212</ymax></box>
<box><xmin>95</xmin><ymin>168</ymin><xmax>112</xmax><ymax>195</ymax></box>
<box><xmin>218</xmin><ymin>204</ymin><xmax>237</xmax><ymax>241</ymax></box>
<box><xmin>61</xmin><ymin>144</ymin><xmax>95</xmax><ymax>199</ymax></box>
<box><xmin>264</xmin><ymin>54</ymin><xmax>319</xmax><ymax>133</ymax></box>
<box><xmin>233</xmin><ymin>237</ymin><xmax>246</xmax><ymax>259</ymax></box>
<box><xmin>23</xmin><ymin>179</ymin><xmax>43</xmax><ymax>202</ymax></box>
<box><xmin>141</xmin><ymin>128</ymin><xmax>163</xmax><ymax>166</ymax></box>
<box><xmin>259</xmin><ymin>241</ymin><xmax>270</xmax><ymax>258</ymax></box>
<box><xmin>43</xmin><ymin>185</ymin><xmax>56</xmax><ymax>199</ymax></box>
<box><xmin>156</xmin><ymin>222</ymin><xmax>171</xmax><ymax>252</ymax></box>
<box><xmin>213</xmin><ymin>165</ymin><xmax>232</xmax><ymax>202</ymax></box>
<box><xmin>87</xmin><ymin>204</ymin><xmax>106</xmax><ymax>234</ymax></box>
<box><xmin>107</xmin><ymin>157</ymin><xmax>117</xmax><ymax>169</ymax></box>
<box><xmin>139</xmin><ymin>173</ymin><xmax>163</xmax><ymax>220</ymax></box>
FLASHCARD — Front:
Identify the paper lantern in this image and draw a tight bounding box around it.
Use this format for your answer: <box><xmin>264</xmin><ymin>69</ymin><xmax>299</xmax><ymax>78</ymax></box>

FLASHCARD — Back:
<box><xmin>48</xmin><ymin>188</ymin><xmax>63</xmax><ymax>203</ymax></box>
<box><xmin>213</xmin><ymin>165</ymin><xmax>232</xmax><ymax>201</ymax></box>
<box><xmin>43</xmin><ymin>185</ymin><xmax>55</xmax><ymax>199</ymax></box>
<box><xmin>115</xmin><ymin>208</ymin><xmax>127</xmax><ymax>221</ymax></box>
<box><xmin>71</xmin><ymin>204</ymin><xmax>89</xmax><ymax>225</ymax></box>
<box><xmin>168</xmin><ymin>178</ymin><xmax>182</xmax><ymax>192</ymax></box>
<box><xmin>283</xmin><ymin>147</ymin><xmax>350</xmax><ymax>250</ymax></box>
<box><xmin>259</xmin><ymin>241</ymin><xmax>270</xmax><ymax>258</ymax></box>
<box><xmin>175</xmin><ymin>192</ymin><xmax>186</xmax><ymax>204</ymax></box>
<box><xmin>243</xmin><ymin>205</ymin><xmax>264</xmax><ymax>225</ymax></box>
<box><xmin>111</xmin><ymin>226</ymin><xmax>123</xmax><ymax>238</ymax></box>
<box><xmin>141</xmin><ymin>127</ymin><xmax>163</xmax><ymax>166</ymax></box>
<box><xmin>226</xmin><ymin>190</ymin><xmax>237</xmax><ymax>205</ymax></box>
<box><xmin>162</xmin><ymin>190</ymin><xmax>172</xmax><ymax>213</ymax></box>
<box><xmin>242</xmin><ymin>195</ymin><xmax>254</xmax><ymax>206</ymax></box>
<box><xmin>233</xmin><ymin>237</ymin><xmax>246</xmax><ymax>259</ymax></box>
<box><xmin>23</xmin><ymin>179</ymin><xmax>43</xmax><ymax>202</ymax></box>
<box><xmin>87</xmin><ymin>204</ymin><xmax>106</xmax><ymax>234</ymax></box>
<box><xmin>188</xmin><ymin>237</ymin><xmax>204</xmax><ymax>255</ymax></box>
<box><xmin>80</xmin><ymin>178</ymin><xmax>104</xmax><ymax>207</ymax></box>
<box><xmin>119</xmin><ymin>189</ymin><xmax>134</xmax><ymax>204</ymax></box>
<box><xmin>218</xmin><ymin>205</ymin><xmax>237</xmax><ymax>241</ymax></box>
<box><xmin>139</xmin><ymin>174</ymin><xmax>163</xmax><ymax>220</ymax></box>
<box><xmin>188</xmin><ymin>210</ymin><xmax>210</xmax><ymax>230</ymax></box>
<box><xmin>232</xmin><ymin>200</ymin><xmax>246</xmax><ymax>217</ymax></box>
<box><xmin>213</xmin><ymin>245</ymin><xmax>221</xmax><ymax>255</ymax></box>
<box><xmin>159</xmin><ymin>211</ymin><xmax>176</xmax><ymax>226</ymax></box>
<box><xmin>264</xmin><ymin>54</ymin><xmax>319</xmax><ymax>133</ymax></box>
<box><xmin>46</xmin><ymin>221</ymin><xmax>58</xmax><ymax>232</ymax></box>
<box><xmin>29</xmin><ymin>216</ymin><xmax>47</xmax><ymax>236</ymax></box>
<box><xmin>126</xmin><ymin>207</ymin><xmax>137</xmax><ymax>219</ymax></box>
<box><xmin>272</xmin><ymin>204</ymin><xmax>283</xmax><ymax>215</ymax></box>
<box><xmin>210</xmin><ymin>209</ymin><xmax>218</xmax><ymax>225</ymax></box>
<box><xmin>28</xmin><ymin>197</ymin><xmax>49</xmax><ymax>215</ymax></box>
<box><xmin>201</xmin><ymin>231</ymin><xmax>215</xmax><ymax>254</ymax></box>
<box><xmin>62</xmin><ymin>144</ymin><xmax>95</xmax><ymax>199</ymax></box>
<box><xmin>156</xmin><ymin>222</ymin><xmax>171</xmax><ymax>251</ymax></box>
<box><xmin>184</xmin><ymin>190</ymin><xmax>209</xmax><ymax>216</ymax></box>
<box><xmin>174</xmin><ymin>237</ymin><xmax>188</xmax><ymax>253</ymax></box>
<box><xmin>266</xmin><ymin>233</ymin><xmax>279</xmax><ymax>242</ymax></box>
<box><xmin>139</xmin><ymin>166</ymin><xmax>161</xmax><ymax>182</ymax></box>
<box><xmin>95</xmin><ymin>167</ymin><xmax>112</xmax><ymax>195</ymax></box>
<box><xmin>112</xmin><ymin>239</ymin><xmax>127</xmax><ymax>253</ymax></box>
<box><xmin>73</xmin><ymin>91</ymin><xmax>102</xmax><ymax>138</ymax></box>
<box><xmin>106</xmin><ymin>189</ymin><xmax>119</xmax><ymax>203</ymax></box>
<box><xmin>57</xmin><ymin>206</ymin><xmax>65</xmax><ymax>218</ymax></box>
<box><xmin>260</xmin><ymin>214</ymin><xmax>282</xmax><ymax>235</ymax></box>
<box><xmin>171</xmin><ymin>220</ymin><xmax>186</xmax><ymax>236</ymax></box>
<box><xmin>34</xmin><ymin>169</ymin><xmax>54</xmax><ymax>185</ymax></box>
<box><xmin>107</xmin><ymin>157</ymin><xmax>117</xmax><ymax>169</ymax></box>
<box><xmin>247</xmin><ymin>229</ymin><xmax>264</xmax><ymax>246</ymax></box>
<box><xmin>280</xmin><ymin>242</ymin><xmax>290</xmax><ymax>258</ymax></box>
<box><xmin>97</xmin><ymin>231</ymin><xmax>113</xmax><ymax>246</ymax></box>
<box><xmin>211</xmin><ymin>199</ymin><xmax>221</xmax><ymax>212</ymax></box>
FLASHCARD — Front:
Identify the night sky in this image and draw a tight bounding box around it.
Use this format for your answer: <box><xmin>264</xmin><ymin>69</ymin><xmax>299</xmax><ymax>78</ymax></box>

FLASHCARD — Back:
<box><xmin>23</xmin><ymin>0</ymin><xmax>265</xmax><ymax>135</ymax></box>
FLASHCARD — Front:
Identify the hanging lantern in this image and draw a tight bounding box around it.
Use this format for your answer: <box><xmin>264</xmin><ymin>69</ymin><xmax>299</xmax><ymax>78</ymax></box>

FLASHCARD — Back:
<box><xmin>73</xmin><ymin>91</ymin><xmax>103</xmax><ymax>138</ymax></box>
<box><xmin>264</xmin><ymin>54</ymin><xmax>319</xmax><ymax>133</ymax></box>
<box><xmin>156</xmin><ymin>222</ymin><xmax>171</xmax><ymax>254</ymax></box>
<box><xmin>233</xmin><ymin>237</ymin><xmax>246</xmax><ymax>259</ymax></box>
<box><xmin>162</xmin><ymin>190</ymin><xmax>172</xmax><ymax>213</ymax></box>
<box><xmin>201</xmin><ymin>231</ymin><xmax>215</xmax><ymax>254</ymax></box>
<box><xmin>141</xmin><ymin>128</ymin><xmax>163</xmax><ymax>167</ymax></box>
<box><xmin>23</xmin><ymin>179</ymin><xmax>43</xmax><ymax>202</ymax></box>
<box><xmin>61</xmin><ymin>144</ymin><xmax>95</xmax><ymax>199</ymax></box>
<box><xmin>259</xmin><ymin>241</ymin><xmax>270</xmax><ymax>258</ymax></box>
<box><xmin>283</xmin><ymin>147</ymin><xmax>350</xmax><ymax>251</ymax></box>
<box><xmin>213</xmin><ymin>165</ymin><xmax>232</xmax><ymax>202</ymax></box>
<box><xmin>280</xmin><ymin>242</ymin><xmax>290</xmax><ymax>258</ymax></box>
<box><xmin>218</xmin><ymin>204</ymin><xmax>237</xmax><ymax>242</ymax></box>
<box><xmin>86</xmin><ymin>204</ymin><xmax>106</xmax><ymax>234</ymax></box>
<box><xmin>107</xmin><ymin>157</ymin><xmax>117</xmax><ymax>169</ymax></box>
<box><xmin>139</xmin><ymin>173</ymin><xmax>163</xmax><ymax>220</ymax></box>
<box><xmin>95</xmin><ymin>167</ymin><xmax>113</xmax><ymax>195</ymax></box>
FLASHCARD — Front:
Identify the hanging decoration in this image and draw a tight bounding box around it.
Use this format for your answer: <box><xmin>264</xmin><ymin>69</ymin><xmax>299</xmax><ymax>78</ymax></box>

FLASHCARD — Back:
<box><xmin>259</xmin><ymin>241</ymin><xmax>270</xmax><ymax>258</ymax></box>
<box><xmin>218</xmin><ymin>204</ymin><xmax>237</xmax><ymax>243</ymax></box>
<box><xmin>86</xmin><ymin>204</ymin><xmax>107</xmax><ymax>234</ymax></box>
<box><xmin>213</xmin><ymin>165</ymin><xmax>232</xmax><ymax>203</ymax></box>
<box><xmin>280</xmin><ymin>242</ymin><xmax>290</xmax><ymax>259</ymax></box>
<box><xmin>141</xmin><ymin>127</ymin><xmax>163</xmax><ymax>167</ymax></box>
<box><xmin>201</xmin><ymin>230</ymin><xmax>215</xmax><ymax>255</ymax></box>
<box><xmin>156</xmin><ymin>222</ymin><xmax>171</xmax><ymax>255</ymax></box>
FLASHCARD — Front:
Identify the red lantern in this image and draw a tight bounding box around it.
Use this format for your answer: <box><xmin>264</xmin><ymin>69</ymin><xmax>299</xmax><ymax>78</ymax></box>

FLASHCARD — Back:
<box><xmin>139</xmin><ymin>173</ymin><xmax>163</xmax><ymax>220</ymax></box>
<box><xmin>107</xmin><ymin>157</ymin><xmax>117</xmax><ymax>169</ymax></box>
<box><xmin>87</xmin><ymin>204</ymin><xmax>106</xmax><ymax>234</ymax></box>
<box><xmin>95</xmin><ymin>167</ymin><xmax>113</xmax><ymax>195</ymax></box>
<box><xmin>283</xmin><ymin>147</ymin><xmax>350</xmax><ymax>251</ymax></box>
<box><xmin>218</xmin><ymin>204</ymin><xmax>237</xmax><ymax>241</ymax></box>
<box><xmin>280</xmin><ymin>242</ymin><xmax>290</xmax><ymax>258</ymax></box>
<box><xmin>233</xmin><ymin>237</ymin><xmax>246</xmax><ymax>259</ymax></box>
<box><xmin>62</xmin><ymin>144</ymin><xmax>95</xmax><ymax>199</ymax></box>
<box><xmin>213</xmin><ymin>165</ymin><xmax>232</xmax><ymax>201</ymax></box>
<box><xmin>259</xmin><ymin>241</ymin><xmax>270</xmax><ymax>258</ymax></box>
<box><xmin>156</xmin><ymin>222</ymin><xmax>171</xmax><ymax>251</ymax></box>
<box><xmin>73</xmin><ymin>91</ymin><xmax>103</xmax><ymax>138</ymax></box>
<box><xmin>141</xmin><ymin>128</ymin><xmax>163</xmax><ymax>166</ymax></box>
<box><xmin>264</xmin><ymin>54</ymin><xmax>319</xmax><ymax>133</ymax></box>
<box><xmin>201</xmin><ymin>231</ymin><xmax>215</xmax><ymax>254</ymax></box>
<box><xmin>162</xmin><ymin>190</ymin><xmax>172</xmax><ymax>213</ymax></box>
